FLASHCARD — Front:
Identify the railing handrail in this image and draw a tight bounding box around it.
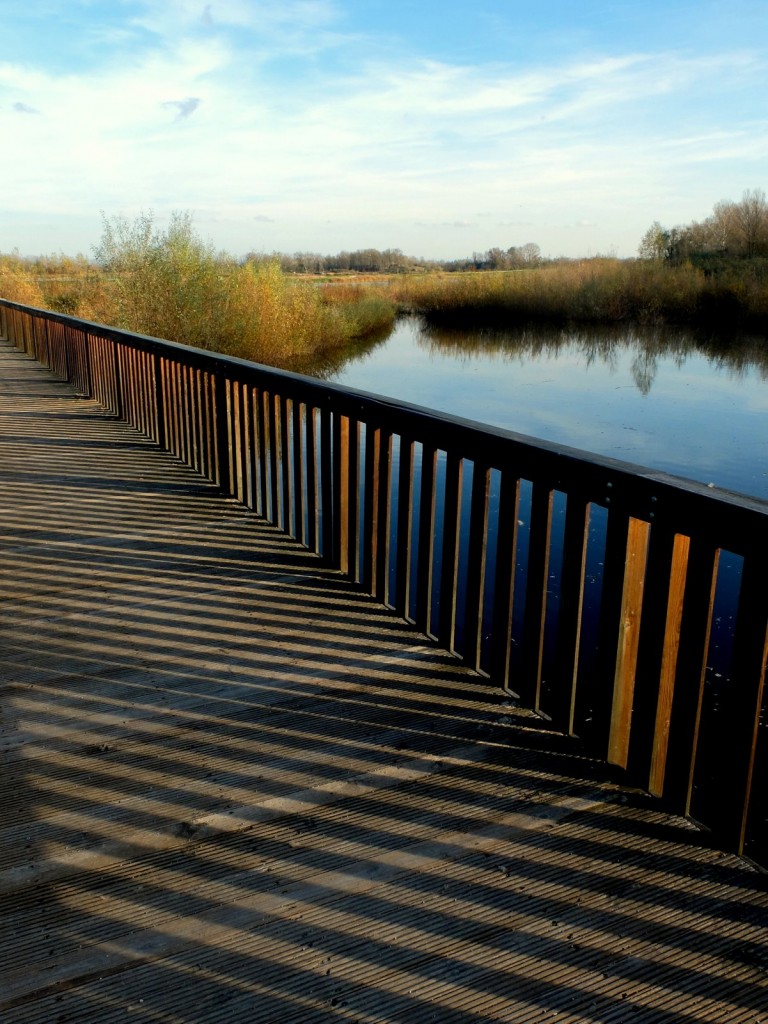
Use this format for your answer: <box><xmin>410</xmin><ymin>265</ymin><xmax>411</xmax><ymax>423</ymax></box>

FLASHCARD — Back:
<box><xmin>2</xmin><ymin>295</ymin><xmax>766</xmax><ymax>871</ymax></box>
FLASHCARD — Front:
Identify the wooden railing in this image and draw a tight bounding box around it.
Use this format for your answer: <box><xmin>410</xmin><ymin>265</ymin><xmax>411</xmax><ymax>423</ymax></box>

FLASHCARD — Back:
<box><xmin>2</xmin><ymin>297</ymin><xmax>766</xmax><ymax>869</ymax></box>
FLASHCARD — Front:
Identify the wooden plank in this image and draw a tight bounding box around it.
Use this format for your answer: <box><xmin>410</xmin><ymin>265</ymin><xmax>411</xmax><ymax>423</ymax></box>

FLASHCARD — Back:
<box><xmin>607</xmin><ymin>516</ymin><xmax>650</xmax><ymax>768</ymax></box>
<box><xmin>280</xmin><ymin>395</ymin><xmax>292</xmax><ymax>536</ymax></box>
<box><xmin>438</xmin><ymin>452</ymin><xmax>464</xmax><ymax>654</ymax></box>
<box><xmin>709</xmin><ymin>548</ymin><xmax>768</xmax><ymax>854</ymax></box>
<box><xmin>548</xmin><ymin>493</ymin><xmax>590</xmax><ymax>733</ymax></box>
<box><xmin>394</xmin><ymin>436</ymin><xmax>415</xmax><ymax>620</ymax></box>
<box><xmin>269</xmin><ymin>391</ymin><xmax>280</xmax><ymax>526</ymax></box>
<box><xmin>320</xmin><ymin>405</ymin><xmax>333</xmax><ymax>561</ymax></box>
<box><xmin>461</xmin><ymin>462</ymin><xmax>491</xmax><ymax>672</ymax></box>
<box><xmin>292</xmin><ymin>400</ymin><xmax>305</xmax><ymax>546</ymax></box>
<box><xmin>661</xmin><ymin>536</ymin><xmax>720</xmax><ymax>815</ymax></box>
<box><xmin>626</xmin><ymin>527</ymin><xmax>690</xmax><ymax>793</ymax></box>
<box><xmin>374</xmin><ymin>430</ymin><xmax>393</xmax><ymax>605</ymax></box>
<box><xmin>335</xmin><ymin>414</ymin><xmax>350</xmax><ymax>573</ymax></box>
<box><xmin>362</xmin><ymin>424</ymin><xmax>381</xmax><ymax>595</ymax></box>
<box><xmin>581</xmin><ymin>505</ymin><xmax>633</xmax><ymax>753</ymax></box>
<box><xmin>518</xmin><ymin>481</ymin><xmax>554</xmax><ymax>710</ymax></box>
<box><xmin>489</xmin><ymin>472</ymin><xmax>521</xmax><ymax>691</ymax></box>
<box><xmin>414</xmin><ymin>444</ymin><xmax>438</xmax><ymax>637</ymax></box>
<box><xmin>346</xmin><ymin>417</ymin><xmax>360</xmax><ymax>582</ymax></box>
<box><xmin>306</xmin><ymin>405</ymin><xmax>318</xmax><ymax>554</ymax></box>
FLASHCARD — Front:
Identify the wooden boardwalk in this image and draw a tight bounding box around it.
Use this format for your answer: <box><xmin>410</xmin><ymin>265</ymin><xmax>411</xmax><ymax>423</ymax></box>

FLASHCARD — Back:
<box><xmin>1</xmin><ymin>337</ymin><xmax>766</xmax><ymax>1024</ymax></box>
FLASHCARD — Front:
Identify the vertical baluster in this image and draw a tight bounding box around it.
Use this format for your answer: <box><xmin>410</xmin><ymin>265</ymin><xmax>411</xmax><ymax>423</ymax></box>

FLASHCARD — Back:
<box><xmin>306</xmin><ymin>405</ymin><xmax>318</xmax><ymax>553</ymax></box>
<box><xmin>626</xmin><ymin>525</ymin><xmax>689</xmax><ymax>789</ymax></box>
<box><xmin>280</xmin><ymin>395</ymin><xmax>292</xmax><ymax>535</ymax></box>
<box><xmin>658</xmin><ymin>536</ymin><xmax>720</xmax><ymax>815</ymax></box>
<box><xmin>606</xmin><ymin>516</ymin><xmax>651</xmax><ymax>768</ymax></box>
<box><xmin>415</xmin><ymin>444</ymin><xmax>438</xmax><ymax>637</ymax></box>
<box><xmin>490</xmin><ymin>472</ymin><xmax>521</xmax><ymax>690</ymax></box>
<box><xmin>293</xmin><ymin>400</ymin><xmax>305</xmax><ymax>546</ymax></box>
<box><xmin>548</xmin><ymin>493</ymin><xmax>591</xmax><ymax>733</ymax></box>
<box><xmin>438</xmin><ymin>452</ymin><xmax>464</xmax><ymax>654</ymax></box>
<box><xmin>709</xmin><ymin>547</ymin><xmax>768</xmax><ymax>854</ymax></box>
<box><xmin>269</xmin><ymin>392</ymin><xmax>280</xmax><ymax>526</ymax></box>
<box><xmin>518</xmin><ymin>481</ymin><xmax>554</xmax><ymax>709</ymax></box>
<box><xmin>394</xmin><ymin>436</ymin><xmax>415</xmax><ymax>619</ymax></box>
<box><xmin>462</xmin><ymin>461</ymin><xmax>491</xmax><ymax>672</ymax></box>
<box><xmin>334</xmin><ymin>414</ymin><xmax>350</xmax><ymax>572</ymax></box>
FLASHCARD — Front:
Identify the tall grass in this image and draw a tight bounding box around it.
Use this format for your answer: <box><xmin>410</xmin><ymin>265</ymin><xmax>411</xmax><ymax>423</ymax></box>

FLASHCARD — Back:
<box><xmin>392</xmin><ymin>259</ymin><xmax>768</xmax><ymax>328</ymax></box>
<box><xmin>12</xmin><ymin>213</ymin><xmax>399</xmax><ymax>370</ymax></box>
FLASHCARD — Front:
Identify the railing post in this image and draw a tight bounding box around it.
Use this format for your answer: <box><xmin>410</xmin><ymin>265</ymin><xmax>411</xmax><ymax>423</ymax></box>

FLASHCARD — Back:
<box><xmin>153</xmin><ymin>352</ymin><xmax>166</xmax><ymax>449</ymax></box>
<box><xmin>81</xmin><ymin>330</ymin><xmax>92</xmax><ymax>398</ymax></box>
<box><xmin>113</xmin><ymin>341</ymin><xmax>124</xmax><ymax>419</ymax></box>
<box><xmin>214</xmin><ymin>371</ymin><xmax>231</xmax><ymax>494</ymax></box>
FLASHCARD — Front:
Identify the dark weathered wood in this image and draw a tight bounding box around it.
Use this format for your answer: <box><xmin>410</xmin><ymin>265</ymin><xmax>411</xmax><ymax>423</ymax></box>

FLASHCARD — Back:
<box><xmin>320</xmin><ymin>405</ymin><xmax>333</xmax><ymax>560</ymax></box>
<box><xmin>518</xmin><ymin>482</ymin><xmax>554</xmax><ymax>709</ymax></box>
<box><xmin>438</xmin><ymin>452</ymin><xmax>464</xmax><ymax>653</ymax></box>
<box><xmin>214</xmin><ymin>372</ymin><xmax>232</xmax><ymax>494</ymax></box>
<box><xmin>346</xmin><ymin>417</ymin><xmax>360</xmax><ymax>582</ymax></box>
<box><xmin>414</xmin><ymin>444</ymin><xmax>438</xmax><ymax>636</ymax></box>
<box><xmin>268</xmin><ymin>391</ymin><xmax>280</xmax><ymax>525</ymax></box>
<box><xmin>626</xmin><ymin>526</ymin><xmax>689</xmax><ymax>790</ymax></box>
<box><xmin>709</xmin><ymin>550</ymin><xmax>768</xmax><ymax>854</ymax></box>
<box><xmin>661</xmin><ymin>537</ymin><xmax>720</xmax><ymax>815</ymax></box>
<box><xmin>548</xmin><ymin>493</ymin><xmax>590</xmax><ymax>733</ymax></box>
<box><xmin>461</xmin><ymin>461</ymin><xmax>491</xmax><ymax>672</ymax></box>
<box><xmin>334</xmin><ymin>413</ymin><xmax>348</xmax><ymax>571</ymax></box>
<box><xmin>394</xmin><ymin>436</ymin><xmax>415</xmax><ymax>619</ymax></box>
<box><xmin>489</xmin><ymin>473</ymin><xmax>521</xmax><ymax>691</ymax></box>
<box><xmin>585</xmin><ymin>506</ymin><xmax>635</xmax><ymax>754</ymax></box>
<box><xmin>374</xmin><ymin>430</ymin><xmax>393</xmax><ymax>605</ymax></box>
<box><xmin>292</xmin><ymin>400</ymin><xmax>305</xmax><ymax>544</ymax></box>
<box><xmin>362</xmin><ymin>424</ymin><xmax>381</xmax><ymax>594</ymax></box>
<box><xmin>3</xmin><ymin>298</ymin><xmax>768</xmax><ymax>869</ymax></box>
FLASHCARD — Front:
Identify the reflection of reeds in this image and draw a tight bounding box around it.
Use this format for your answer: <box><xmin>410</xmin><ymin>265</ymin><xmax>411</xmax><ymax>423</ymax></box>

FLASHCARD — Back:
<box><xmin>415</xmin><ymin>319</ymin><xmax>768</xmax><ymax>395</ymax></box>
<box><xmin>391</xmin><ymin>260</ymin><xmax>768</xmax><ymax>330</ymax></box>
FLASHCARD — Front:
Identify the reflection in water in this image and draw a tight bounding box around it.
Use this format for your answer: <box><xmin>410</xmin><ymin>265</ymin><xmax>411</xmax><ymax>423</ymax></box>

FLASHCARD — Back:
<box><xmin>416</xmin><ymin>320</ymin><xmax>768</xmax><ymax>396</ymax></box>
<box><xmin>307</xmin><ymin>314</ymin><xmax>768</xmax><ymax>500</ymax></box>
<box><xmin>291</xmin><ymin>323</ymin><xmax>392</xmax><ymax>379</ymax></box>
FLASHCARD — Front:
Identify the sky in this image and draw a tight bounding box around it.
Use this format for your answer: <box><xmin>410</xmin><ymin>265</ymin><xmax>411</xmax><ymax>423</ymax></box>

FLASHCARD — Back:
<box><xmin>0</xmin><ymin>0</ymin><xmax>766</xmax><ymax>260</ymax></box>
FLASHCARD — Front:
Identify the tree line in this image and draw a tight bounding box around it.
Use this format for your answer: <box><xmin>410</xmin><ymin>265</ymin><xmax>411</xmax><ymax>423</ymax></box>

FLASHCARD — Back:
<box><xmin>639</xmin><ymin>188</ymin><xmax>768</xmax><ymax>265</ymax></box>
<box><xmin>246</xmin><ymin>242</ymin><xmax>542</xmax><ymax>275</ymax></box>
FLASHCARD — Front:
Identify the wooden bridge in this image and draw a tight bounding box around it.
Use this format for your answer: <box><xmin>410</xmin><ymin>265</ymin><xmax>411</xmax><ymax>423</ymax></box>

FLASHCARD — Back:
<box><xmin>1</xmin><ymin>300</ymin><xmax>766</xmax><ymax>1023</ymax></box>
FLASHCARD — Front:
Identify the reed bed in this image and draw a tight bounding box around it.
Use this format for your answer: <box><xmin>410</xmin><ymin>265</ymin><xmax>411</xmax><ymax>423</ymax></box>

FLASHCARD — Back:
<box><xmin>392</xmin><ymin>259</ymin><xmax>768</xmax><ymax>329</ymax></box>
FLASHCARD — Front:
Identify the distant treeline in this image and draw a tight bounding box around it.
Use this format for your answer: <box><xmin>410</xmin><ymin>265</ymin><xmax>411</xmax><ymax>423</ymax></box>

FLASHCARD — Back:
<box><xmin>245</xmin><ymin>242</ymin><xmax>543</xmax><ymax>275</ymax></box>
<box><xmin>639</xmin><ymin>188</ymin><xmax>768</xmax><ymax>268</ymax></box>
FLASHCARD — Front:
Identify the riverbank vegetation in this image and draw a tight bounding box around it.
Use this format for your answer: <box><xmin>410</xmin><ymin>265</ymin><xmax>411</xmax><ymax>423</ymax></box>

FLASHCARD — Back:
<box><xmin>1</xmin><ymin>213</ymin><xmax>398</xmax><ymax>369</ymax></box>
<box><xmin>1</xmin><ymin>192</ymin><xmax>767</xmax><ymax>370</ymax></box>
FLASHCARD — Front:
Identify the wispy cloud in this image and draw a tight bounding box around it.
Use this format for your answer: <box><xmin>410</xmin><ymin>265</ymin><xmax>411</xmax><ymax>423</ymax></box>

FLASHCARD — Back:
<box><xmin>163</xmin><ymin>96</ymin><xmax>201</xmax><ymax>120</ymax></box>
<box><xmin>0</xmin><ymin>0</ymin><xmax>765</xmax><ymax>258</ymax></box>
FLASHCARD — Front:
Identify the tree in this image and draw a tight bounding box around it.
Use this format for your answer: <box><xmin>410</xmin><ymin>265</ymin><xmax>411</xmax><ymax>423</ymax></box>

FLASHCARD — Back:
<box><xmin>732</xmin><ymin>188</ymin><xmax>768</xmax><ymax>258</ymax></box>
<box><xmin>638</xmin><ymin>221</ymin><xmax>669</xmax><ymax>261</ymax></box>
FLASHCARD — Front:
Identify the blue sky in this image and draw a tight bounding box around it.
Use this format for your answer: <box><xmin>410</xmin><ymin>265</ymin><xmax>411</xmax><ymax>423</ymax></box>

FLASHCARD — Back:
<box><xmin>0</xmin><ymin>0</ymin><xmax>766</xmax><ymax>259</ymax></box>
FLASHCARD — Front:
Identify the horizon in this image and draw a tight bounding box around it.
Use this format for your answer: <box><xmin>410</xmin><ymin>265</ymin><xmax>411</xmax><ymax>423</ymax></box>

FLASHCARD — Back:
<box><xmin>1</xmin><ymin>1</ymin><xmax>766</xmax><ymax>261</ymax></box>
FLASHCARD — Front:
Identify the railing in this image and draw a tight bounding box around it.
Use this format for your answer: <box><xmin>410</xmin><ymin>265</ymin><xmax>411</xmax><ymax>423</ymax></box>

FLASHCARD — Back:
<box><xmin>2</xmin><ymin>297</ymin><xmax>766</xmax><ymax>869</ymax></box>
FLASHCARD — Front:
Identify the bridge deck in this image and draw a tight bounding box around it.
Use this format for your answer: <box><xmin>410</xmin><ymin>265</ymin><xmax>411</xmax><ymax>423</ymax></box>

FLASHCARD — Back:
<box><xmin>1</xmin><ymin>338</ymin><xmax>766</xmax><ymax>1023</ymax></box>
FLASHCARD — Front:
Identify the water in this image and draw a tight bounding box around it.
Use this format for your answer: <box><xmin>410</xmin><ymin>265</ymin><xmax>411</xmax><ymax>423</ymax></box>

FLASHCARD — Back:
<box><xmin>320</xmin><ymin>316</ymin><xmax>768</xmax><ymax>501</ymax></box>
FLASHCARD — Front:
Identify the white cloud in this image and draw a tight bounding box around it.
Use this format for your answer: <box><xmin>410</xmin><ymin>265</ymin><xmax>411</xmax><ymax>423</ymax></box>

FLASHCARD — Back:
<box><xmin>0</xmin><ymin>2</ymin><xmax>764</xmax><ymax>258</ymax></box>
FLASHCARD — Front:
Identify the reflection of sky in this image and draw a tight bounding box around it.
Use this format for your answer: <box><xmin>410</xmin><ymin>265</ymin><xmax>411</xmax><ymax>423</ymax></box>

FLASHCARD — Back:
<box><xmin>330</xmin><ymin>318</ymin><xmax>768</xmax><ymax>500</ymax></box>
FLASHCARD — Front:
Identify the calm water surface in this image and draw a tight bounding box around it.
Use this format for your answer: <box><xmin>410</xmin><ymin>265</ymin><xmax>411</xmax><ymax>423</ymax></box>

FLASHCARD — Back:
<box><xmin>322</xmin><ymin>316</ymin><xmax>768</xmax><ymax>501</ymax></box>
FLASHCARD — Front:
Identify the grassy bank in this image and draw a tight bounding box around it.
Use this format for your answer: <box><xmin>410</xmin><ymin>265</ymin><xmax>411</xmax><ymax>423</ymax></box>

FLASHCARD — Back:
<box><xmin>1</xmin><ymin>216</ymin><xmax>398</xmax><ymax>370</ymax></box>
<box><xmin>4</xmin><ymin>229</ymin><xmax>767</xmax><ymax>374</ymax></box>
<box><xmin>390</xmin><ymin>259</ymin><xmax>768</xmax><ymax>330</ymax></box>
